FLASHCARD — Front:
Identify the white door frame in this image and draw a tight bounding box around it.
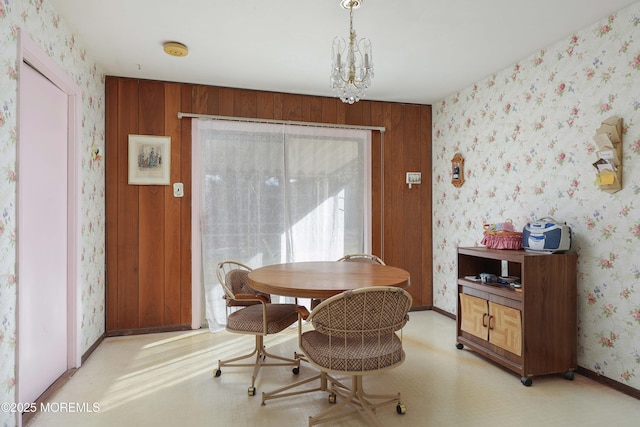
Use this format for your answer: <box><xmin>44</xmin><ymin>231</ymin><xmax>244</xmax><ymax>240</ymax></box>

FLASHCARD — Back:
<box><xmin>16</xmin><ymin>28</ymin><xmax>82</xmax><ymax>386</ymax></box>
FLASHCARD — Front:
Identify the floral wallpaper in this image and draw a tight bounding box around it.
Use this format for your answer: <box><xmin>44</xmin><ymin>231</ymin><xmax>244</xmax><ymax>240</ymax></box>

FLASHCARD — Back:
<box><xmin>0</xmin><ymin>1</ymin><xmax>105</xmax><ymax>425</ymax></box>
<box><xmin>433</xmin><ymin>3</ymin><xmax>640</xmax><ymax>391</ymax></box>
<box><xmin>0</xmin><ymin>0</ymin><xmax>638</xmax><ymax>424</ymax></box>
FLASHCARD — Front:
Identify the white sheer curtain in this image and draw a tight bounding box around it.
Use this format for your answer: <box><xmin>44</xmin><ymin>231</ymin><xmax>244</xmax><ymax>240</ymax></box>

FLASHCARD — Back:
<box><xmin>193</xmin><ymin>119</ymin><xmax>371</xmax><ymax>330</ymax></box>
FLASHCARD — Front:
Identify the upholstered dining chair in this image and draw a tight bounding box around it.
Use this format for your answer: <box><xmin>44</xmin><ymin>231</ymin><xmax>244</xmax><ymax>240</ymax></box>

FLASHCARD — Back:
<box><xmin>299</xmin><ymin>286</ymin><xmax>412</xmax><ymax>426</ymax></box>
<box><xmin>214</xmin><ymin>261</ymin><xmax>301</xmax><ymax>396</ymax></box>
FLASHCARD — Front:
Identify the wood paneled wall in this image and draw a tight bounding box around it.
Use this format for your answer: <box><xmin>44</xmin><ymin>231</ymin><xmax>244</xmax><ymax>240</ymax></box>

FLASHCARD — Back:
<box><xmin>106</xmin><ymin>77</ymin><xmax>432</xmax><ymax>333</ymax></box>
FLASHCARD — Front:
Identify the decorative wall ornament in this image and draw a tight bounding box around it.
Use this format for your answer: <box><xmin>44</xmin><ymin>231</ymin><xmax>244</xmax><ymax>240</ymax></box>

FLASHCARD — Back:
<box><xmin>451</xmin><ymin>152</ymin><xmax>464</xmax><ymax>187</ymax></box>
<box><xmin>592</xmin><ymin>116</ymin><xmax>622</xmax><ymax>193</ymax></box>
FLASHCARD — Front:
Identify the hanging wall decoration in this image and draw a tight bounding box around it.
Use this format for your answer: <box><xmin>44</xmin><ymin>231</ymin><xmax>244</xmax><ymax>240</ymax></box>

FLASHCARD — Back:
<box><xmin>128</xmin><ymin>134</ymin><xmax>171</xmax><ymax>185</ymax></box>
<box><xmin>451</xmin><ymin>152</ymin><xmax>465</xmax><ymax>187</ymax></box>
<box><xmin>592</xmin><ymin>116</ymin><xmax>622</xmax><ymax>193</ymax></box>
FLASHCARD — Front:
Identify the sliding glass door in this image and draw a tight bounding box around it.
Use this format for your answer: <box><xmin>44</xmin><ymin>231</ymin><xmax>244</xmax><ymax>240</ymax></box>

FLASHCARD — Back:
<box><xmin>193</xmin><ymin>119</ymin><xmax>371</xmax><ymax>328</ymax></box>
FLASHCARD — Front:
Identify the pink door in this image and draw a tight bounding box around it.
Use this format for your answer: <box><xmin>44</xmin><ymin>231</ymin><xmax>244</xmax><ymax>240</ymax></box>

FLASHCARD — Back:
<box><xmin>18</xmin><ymin>62</ymin><xmax>69</xmax><ymax>405</ymax></box>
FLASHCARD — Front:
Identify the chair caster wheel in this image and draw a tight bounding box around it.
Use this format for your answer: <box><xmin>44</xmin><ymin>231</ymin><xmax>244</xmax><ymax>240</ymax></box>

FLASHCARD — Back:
<box><xmin>521</xmin><ymin>377</ymin><xmax>532</xmax><ymax>386</ymax></box>
<box><xmin>248</xmin><ymin>386</ymin><xmax>256</xmax><ymax>396</ymax></box>
<box><xmin>328</xmin><ymin>394</ymin><xmax>337</xmax><ymax>404</ymax></box>
<box><xmin>292</xmin><ymin>367</ymin><xmax>300</xmax><ymax>375</ymax></box>
<box><xmin>456</xmin><ymin>343</ymin><xmax>463</xmax><ymax>350</ymax></box>
<box><xmin>396</xmin><ymin>403</ymin><xmax>407</xmax><ymax>414</ymax></box>
<box><xmin>214</xmin><ymin>369</ymin><xmax>221</xmax><ymax>378</ymax></box>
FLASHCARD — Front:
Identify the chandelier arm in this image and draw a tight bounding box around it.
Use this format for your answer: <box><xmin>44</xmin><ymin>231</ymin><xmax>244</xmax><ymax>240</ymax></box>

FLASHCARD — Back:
<box><xmin>333</xmin><ymin>70</ymin><xmax>370</xmax><ymax>87</ymax></box>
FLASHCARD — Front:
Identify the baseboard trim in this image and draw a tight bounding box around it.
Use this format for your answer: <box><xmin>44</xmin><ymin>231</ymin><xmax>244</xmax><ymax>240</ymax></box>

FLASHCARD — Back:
<box><xmin>106</xmin><ymin>324</ymin><xmax>193</xmax><ymax>337</ymax></box>
<box><xmin>82</xmin><ymin>332</ymin><xmax>105</xmax><ymax>364</ymax></box>
<box><xmin>409</xmin><ymin>305</ymin><xmax>432</xmax><ymax>312</ymax></box>
<box><xmin>432</xmin><ymin>305</ymin><xmax>455</xmax><ymax>319</ymax></box>
<box><xmin>22</xmin><ymin>369</ymin><xmax>77</xmax><ymax>426</ymax></box>
<box><xmin>576</xmin><ymin>366</ymin><xmax>640</xmax><ymax>400</ymax></box>
<box><xmin>22</xmin><ymin>335</ymin><xmax>104</xmax><ymax>425</ymax></box>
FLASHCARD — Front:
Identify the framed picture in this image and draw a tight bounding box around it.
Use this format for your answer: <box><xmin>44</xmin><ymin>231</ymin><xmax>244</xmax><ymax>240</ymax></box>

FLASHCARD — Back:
<box><xmin>128</xmin><ymin>134</ymin><xmax>171</xmax><ymax>185</ymax></box>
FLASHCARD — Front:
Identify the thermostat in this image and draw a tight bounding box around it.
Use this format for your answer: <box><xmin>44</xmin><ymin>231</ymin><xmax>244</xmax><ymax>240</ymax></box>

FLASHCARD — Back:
<box><xmin>406</xmin><ymin>172</ymin><xmax>421</xmax><ymax>189</ymax></box>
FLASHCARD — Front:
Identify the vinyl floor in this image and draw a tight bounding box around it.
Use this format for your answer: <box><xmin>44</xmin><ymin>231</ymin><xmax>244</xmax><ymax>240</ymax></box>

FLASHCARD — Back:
<box><xmin>28</xmin><ymin>311</ymin><xmax>640</xmax><ymax>426</ymax></box>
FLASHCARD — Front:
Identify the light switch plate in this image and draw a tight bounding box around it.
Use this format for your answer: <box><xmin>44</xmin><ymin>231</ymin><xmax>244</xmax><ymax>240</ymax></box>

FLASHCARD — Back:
<box><xmin>173</xmin><ymin>182</ymin><xmax>184</xmax><ymax>197</ymax></box>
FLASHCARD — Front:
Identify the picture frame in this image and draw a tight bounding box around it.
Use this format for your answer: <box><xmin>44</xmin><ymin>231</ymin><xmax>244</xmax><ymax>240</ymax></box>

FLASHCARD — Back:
<box><xmin>128</xmin><ymin>134</ymin><xmax>171</xmax><ymax>185</ymax></box>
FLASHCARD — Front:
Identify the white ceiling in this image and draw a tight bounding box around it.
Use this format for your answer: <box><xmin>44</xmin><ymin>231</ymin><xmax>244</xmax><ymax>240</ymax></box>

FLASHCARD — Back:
<box><xmin>50</xmin><ymin>0</ymin><xmax>638</xmax><ymax>105</ymax></box>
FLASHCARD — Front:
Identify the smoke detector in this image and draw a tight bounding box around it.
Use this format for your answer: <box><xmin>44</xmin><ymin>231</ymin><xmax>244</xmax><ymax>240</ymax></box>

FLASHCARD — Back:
<box><xmin>163</xmin><ymin>42</ymin><xmax>188</xmax><ymax>57</ymax></box>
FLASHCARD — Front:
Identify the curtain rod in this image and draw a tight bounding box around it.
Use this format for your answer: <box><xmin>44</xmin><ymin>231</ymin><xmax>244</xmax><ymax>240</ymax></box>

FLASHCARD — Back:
<box><xmin>177</xmin><ymin>112</ymin><xmax>385</xmax><ymax>133</ymax></box>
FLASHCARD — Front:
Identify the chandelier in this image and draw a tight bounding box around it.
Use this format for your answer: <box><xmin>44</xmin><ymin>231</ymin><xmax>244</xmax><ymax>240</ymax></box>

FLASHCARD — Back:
<box><xmin>330</xmin><ymin>0</ymin><xmax>374</xmax><ymax>104</ymax></box>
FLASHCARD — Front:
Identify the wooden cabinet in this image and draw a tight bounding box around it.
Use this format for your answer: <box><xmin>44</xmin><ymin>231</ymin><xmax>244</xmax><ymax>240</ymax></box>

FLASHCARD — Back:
<box><xmin>455</xmin><ymin>247</ymin><xmax>577</xmax><ymax>386</ymax></box>
<box><xmin>460</xmin><ymin>294</ymin><xmax>522</xmax><ymax>356</ymax></box>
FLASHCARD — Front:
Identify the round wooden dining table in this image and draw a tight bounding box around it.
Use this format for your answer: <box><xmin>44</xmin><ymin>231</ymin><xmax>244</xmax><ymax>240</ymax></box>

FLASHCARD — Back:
<box><xmin>247</xmin><ymin>261</ymin><xmax>410</xmax><ymax>299</ymax></box>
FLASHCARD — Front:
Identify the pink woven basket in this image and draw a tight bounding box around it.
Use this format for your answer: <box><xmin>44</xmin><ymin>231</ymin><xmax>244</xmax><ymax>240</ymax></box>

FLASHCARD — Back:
<box><xmin>481</xmin><ymin>220</ymin><xmax>523</xmax><ymax>250</ymax></box>
<box><xmin>481</xmin><ymin>231</ymin><xmax>523</xmax><ymax>250</ymax></box>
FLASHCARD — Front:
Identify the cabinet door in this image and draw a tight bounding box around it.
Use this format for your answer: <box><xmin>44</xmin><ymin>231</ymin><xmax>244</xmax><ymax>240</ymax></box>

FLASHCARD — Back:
<box><xmin>488</xmin><ymin>302</ymin><xmax>522</xmax><ymax>356</ymax></box>
<box><xmin>460</xmin><ymin>293</ymin><xmax>489</xmax><ymax>340</ymax></box>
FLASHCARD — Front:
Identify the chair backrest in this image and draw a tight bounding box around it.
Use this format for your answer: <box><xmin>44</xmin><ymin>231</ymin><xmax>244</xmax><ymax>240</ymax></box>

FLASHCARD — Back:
<box><xmin>309</xmin><ymin>286</ymin><xmax>411</xmax><ymax>338</ymax></box>
<box><xmin>216</xmin><ymin>261</ymin><xmax>270</xmax><ymax>306</ymax></box>
<box><xmin>337</xmin><ymin>253</ymin><xmax>386</xmax><ymax>265</ymax></box>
